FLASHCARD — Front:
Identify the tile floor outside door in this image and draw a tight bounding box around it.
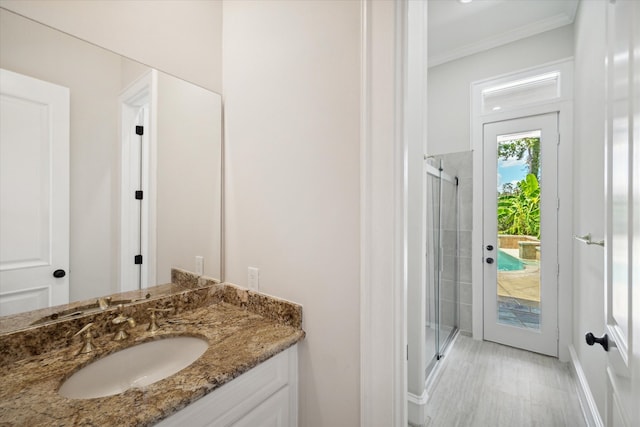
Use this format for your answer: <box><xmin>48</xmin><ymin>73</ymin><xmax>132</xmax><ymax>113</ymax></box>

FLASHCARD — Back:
<box><xmin>423</xmin><ymin>335</ymin><xmax>585</xmax><ymax>427</ymax></box>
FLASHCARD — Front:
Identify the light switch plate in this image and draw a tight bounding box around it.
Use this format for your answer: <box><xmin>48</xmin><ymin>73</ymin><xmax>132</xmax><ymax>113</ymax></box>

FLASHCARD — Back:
<box><xmin>248</xmin><ymin>267</ymin><xmax>260</xmax><ymax>291</ymax></box>
<box><xmin>195</xmin><ymin>256</ymin><xmax>204</xmax><ymax>275</ymax></box>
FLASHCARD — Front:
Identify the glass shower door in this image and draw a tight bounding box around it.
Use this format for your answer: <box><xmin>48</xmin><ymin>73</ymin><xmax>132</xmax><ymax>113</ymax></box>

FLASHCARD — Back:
<box><xmin>439</xmin><ymin>176</ymin><xmax>458</xmax><ymax>355</ymax></box>
<box><xmin>425</xmin><ymin>167</ymin><xmax>440</xmax><ymax>364</ymax></box>
<box><xmin>425</xmin><ymin>159</ymin><xmax>458</xmax><ymax>368</ymax></box>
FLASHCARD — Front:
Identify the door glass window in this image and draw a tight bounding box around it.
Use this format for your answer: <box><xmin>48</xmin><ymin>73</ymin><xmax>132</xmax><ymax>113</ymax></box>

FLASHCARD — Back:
<box><xmin>495</xmin><ymin>130</ymin><xmax>542</xmax><ymax>330</ymax></box>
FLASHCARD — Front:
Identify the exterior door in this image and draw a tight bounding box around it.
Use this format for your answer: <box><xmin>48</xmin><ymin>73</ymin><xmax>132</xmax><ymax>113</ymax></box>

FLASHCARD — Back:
<box><xmin>0</xmin><ymin>68</ymin><xmax>69</xmax><ymax>315</ymax></box>
<box><xmin>483</xmin><ymin>113</ymin><xmax>558</xmax><ymax>356</ymax></box>
<box><xmin>597</xmin><ymin>2</ymin><xmax>640</xmax><ymax>425</ymax></box>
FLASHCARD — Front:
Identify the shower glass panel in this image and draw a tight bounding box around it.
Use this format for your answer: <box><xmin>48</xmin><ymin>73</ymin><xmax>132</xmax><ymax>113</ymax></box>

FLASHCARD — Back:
<box><xmin>425</xmin><ymin>168</ymin><xmax>440</xmax><ymax>365</ymax></box>
<box><xmin>439</xmin><ymin>176</ymin><xmax>458</xmax><ymax>352</ymax></box>
<box><xmin>425</xmin><ymin>159</ymin><xmax>458</xmax><ymax>371</ymax></box>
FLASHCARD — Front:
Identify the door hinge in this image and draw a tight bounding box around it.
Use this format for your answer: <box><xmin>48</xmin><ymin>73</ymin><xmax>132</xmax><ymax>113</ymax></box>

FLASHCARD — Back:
<box><xmin>134</xmin><ymin>255</ymin><xmax>143</xmax><ymax>265</ymax></box>
<box><xmin>557</xmin><ymin>328</ymin><xmax>560</xmax><ymax>340</ymax></box>
<box><xmin>557</xmin><ymin>264</ymin><xmax>560</xmax><ymax>277</ymax></box>
<box><xmin>406</xmin><ymin>345</ymin><xmax>409</xmax><ymax>361</ymax></box>
<box><xmin>135</xmin><ymin>190</ymin><xmax>143</xmax><ymax>200</ymax></box>
<box><xmin>136</xmin><ymin>125</ymin><xmax>144</xmax><ymax>136</ymax></box>
<box><xmin>557</xmin><ymin>198</ymin><xmax>560</xmax><ymax>210</ymax></box>
<box><xmin>557</xmin><ymin>133</ymin><xmax>561</xmax><ymax>145</ymax></box>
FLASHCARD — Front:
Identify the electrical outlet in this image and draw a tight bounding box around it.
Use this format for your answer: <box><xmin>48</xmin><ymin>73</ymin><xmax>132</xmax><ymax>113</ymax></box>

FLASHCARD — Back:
<box><xmin>195</xmin><ymin>256</ymin><xmax>204</xmax><ymax>276</ymax></box>
<box><xmin>248</xmin><ymin>267</ymin><xmax>260</xmax><ymax>291</ymax></box>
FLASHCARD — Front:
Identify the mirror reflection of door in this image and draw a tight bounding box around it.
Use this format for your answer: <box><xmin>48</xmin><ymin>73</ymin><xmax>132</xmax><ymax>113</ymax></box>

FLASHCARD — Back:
<box><xmin>0</xmin><ymin>69</ymin><xmax>70</xmax><ymax>315</ymax></box>
<box><xmin>120</xmin><ymin>73</ymin><xmax>153</xmax><ymax>293</ymax></box>
<box><xmin>483</xmin><ymin>112</ymin><xmax>559</xmax><ymax>356</ymax></box>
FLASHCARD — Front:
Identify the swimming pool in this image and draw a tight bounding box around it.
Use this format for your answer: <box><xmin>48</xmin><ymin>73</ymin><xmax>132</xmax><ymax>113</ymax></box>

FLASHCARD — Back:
<box><xmin>498</xmin><ymin>250</ymin><xmax>525</xmax><ymax>271</ymax></box>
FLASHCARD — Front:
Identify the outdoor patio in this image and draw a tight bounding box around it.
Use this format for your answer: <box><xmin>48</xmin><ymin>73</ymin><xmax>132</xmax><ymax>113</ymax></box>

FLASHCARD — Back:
<box><xmin>497</xmin><ymin>248</ymin><xmax>541</xmax><ymax>329</ymax></box>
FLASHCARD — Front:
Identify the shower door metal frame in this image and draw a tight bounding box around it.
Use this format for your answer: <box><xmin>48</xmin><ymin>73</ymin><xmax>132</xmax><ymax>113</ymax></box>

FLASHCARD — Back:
<box><xmin>426</xmin><ymin>161</ymin><xmax>459</xmax><ymax>362</ymax></box>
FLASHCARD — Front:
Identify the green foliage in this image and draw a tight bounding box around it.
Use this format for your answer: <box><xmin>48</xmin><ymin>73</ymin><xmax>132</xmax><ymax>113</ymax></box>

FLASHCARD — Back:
<box><xmin>497</xmin><ymin>173</ymin><xmax>540</xmax><ymax>237</ymax></box>
<box><xmin>498</xmin><ymin>137</ymin><xmax>541</xmax><ymax>179</ymax></box>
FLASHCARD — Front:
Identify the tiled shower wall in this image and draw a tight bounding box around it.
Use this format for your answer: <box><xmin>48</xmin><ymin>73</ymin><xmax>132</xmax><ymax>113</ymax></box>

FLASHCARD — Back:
<box><xmin>433</xmin><ymin>150</ymin><xmax>473</xmax><ymax>335</ymax></box>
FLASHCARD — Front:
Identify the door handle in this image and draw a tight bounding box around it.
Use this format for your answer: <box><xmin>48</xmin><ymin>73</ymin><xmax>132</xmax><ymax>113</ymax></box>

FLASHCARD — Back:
<box><xmin>486</xmin><ymin>257</ymin><xmax>494</xmax><ymax>264</ymax></box>
<box><xmin>585</xmin><ymin>332</ymin><xmax>610</xmax><ymax>351</ymax></box>
<box><xmin>53</xmin><ymin>269</ymin><xmax>66</xmax><ymax>278</ymax></box>
<box><xmin>486</xmin><ymin>245</ymin><xmax>494</xmax><ymax>251</ymax></box>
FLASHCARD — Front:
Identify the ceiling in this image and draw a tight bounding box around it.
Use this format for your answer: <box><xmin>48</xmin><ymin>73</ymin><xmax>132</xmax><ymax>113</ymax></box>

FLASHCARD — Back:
<box><xmin>428</xmin><ymin>0</ymin><xmax>579</xmax><ymax>67</ymax></box>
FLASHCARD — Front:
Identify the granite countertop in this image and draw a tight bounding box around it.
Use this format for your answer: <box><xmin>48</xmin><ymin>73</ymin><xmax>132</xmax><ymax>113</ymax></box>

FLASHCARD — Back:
<box><xmin>0</xmin><ymin>273</ymin><xmax>305</xmax><ymax>426</ymax></box>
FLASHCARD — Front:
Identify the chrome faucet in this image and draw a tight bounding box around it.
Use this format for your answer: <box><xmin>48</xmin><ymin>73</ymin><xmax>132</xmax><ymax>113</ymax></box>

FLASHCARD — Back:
<box><xmin>112</xmin><ymin>306</ymin><xmax>136</xmax><ymax>341</ymax></box>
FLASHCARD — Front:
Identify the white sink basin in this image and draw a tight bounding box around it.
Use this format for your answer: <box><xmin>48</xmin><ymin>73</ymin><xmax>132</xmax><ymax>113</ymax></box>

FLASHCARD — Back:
<box><xmin>59</xmin><ymin>336</ymin><xmax>208</xmax><ymax>399</ymax></box>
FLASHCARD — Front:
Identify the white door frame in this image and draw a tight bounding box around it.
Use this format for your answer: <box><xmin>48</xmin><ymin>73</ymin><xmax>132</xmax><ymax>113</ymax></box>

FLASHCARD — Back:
<box><xmin>119</xmin><ymin>70</ymin><xmax>157</xmax><ymax>292</ymax></box>
<box><xmin>471</xmin><ymin>59</ymin><xmax>574</xmax><ymax>361</ymax></box>
<box><xmin>359</xmin><ymin>0</ymin><xmax>410</xmax><ymax>425</ymax></box>
<box><xmin>404</xmin><ymin>0</ymin><xmax>430</xmax><ymax>424</ymax></box>
<box><xmin>633</xmin><ymin>0</ymin><xmax>640</xmax><ymax>420</ymax></box>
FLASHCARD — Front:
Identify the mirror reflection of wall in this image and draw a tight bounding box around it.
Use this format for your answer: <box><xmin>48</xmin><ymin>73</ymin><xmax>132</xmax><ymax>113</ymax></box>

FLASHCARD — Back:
<box><xmin>0</xmin><ymin>8</ymin><xmax>221</xmax><ymax>315</ymax></box>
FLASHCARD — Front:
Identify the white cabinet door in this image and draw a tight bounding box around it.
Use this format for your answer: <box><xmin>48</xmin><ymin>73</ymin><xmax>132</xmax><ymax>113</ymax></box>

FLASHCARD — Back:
<box><xmin>0</xmin><ymin>68</ymin><xmax>69</xmax><ymax>315</ymax></box>
<box><xmin>600</xmin><ymin>2</ymin><xmax>640</xmax><ymax>426</ymax></box>
<box><xmin>232</xmin><ymin>386</ymin><xmax>290</xmax><ymax>427</ymax></box>
<box><xmin>156</xmin><ymin>345</ymin><xmax>298</xmax><ymax>427</ymax></box>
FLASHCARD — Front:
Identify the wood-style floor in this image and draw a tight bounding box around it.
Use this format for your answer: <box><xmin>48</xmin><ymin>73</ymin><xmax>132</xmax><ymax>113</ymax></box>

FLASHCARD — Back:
<box><xmin>423</xmin><ymin>335</ymin><xmax>586</xmax><ymax>427</ymax></box>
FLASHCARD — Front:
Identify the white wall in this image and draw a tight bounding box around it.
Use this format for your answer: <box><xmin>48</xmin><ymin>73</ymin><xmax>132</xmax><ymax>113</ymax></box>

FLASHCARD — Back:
<box><xmin>120</xmin><ymin>60</ymin><xmax>151</xmax><ymax>90</ymax></box>
<box><xmin>0</xmin><ymin>9</ymin><xmax>123</xmax><ymax>300</ymax></box>
<box><xmin>428</xmin><ymin>25</ymin><xmax>574</xmax><ymax>155</ymax></box>
<box><xmin>572</xmin><ymin>0</ymin><xmax>607</xmax><ymax>417</ymax></box>
<box><xmin>222</xmin><ymin>1</ymin><xmax>361</xmax><ymax>425</ymax></box>
<box><xmin>0</xmin><ymin>0</ymin><xmax>223</xmax><ymax>93</ymax></box>
<box><xmin>156</xmin><ymin>73</ymin><xmax>222</xmax><ymax>283</ymax></box>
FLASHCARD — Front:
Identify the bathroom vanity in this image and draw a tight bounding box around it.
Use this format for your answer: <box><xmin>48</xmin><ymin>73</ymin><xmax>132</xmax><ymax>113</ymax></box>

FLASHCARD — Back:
<box><xmin>0</xmin><ymin>270</ymin><xmax>304</xmax><ymax>426</ymax></box>
<box><xmin>0</xmin><ymin>8</ymin><xmax>304</xmax><ymax>426</ymax></box>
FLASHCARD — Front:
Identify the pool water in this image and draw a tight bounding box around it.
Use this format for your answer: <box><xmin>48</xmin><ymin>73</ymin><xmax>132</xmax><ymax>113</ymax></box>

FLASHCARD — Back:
<box><xmin>498</xmin><ymin>250</ymin><xmax>525</xmax><ymax>271</ymax></box>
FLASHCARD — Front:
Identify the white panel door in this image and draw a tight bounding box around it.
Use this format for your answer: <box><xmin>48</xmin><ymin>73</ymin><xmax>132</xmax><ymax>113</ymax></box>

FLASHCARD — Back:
<box><xmin>0</xmin><ymin>68</ymin><xmax>69</xmax><ymax>316</ymax></box>
<box><xmin>483</xmin><ymin>113</ymin><xmax>559</xmax><ymax>357</ymax></box>
<box><xmin>596</xmin><ymin>2</ymin><xmax>640</xmax><ymax>426</ymax></box>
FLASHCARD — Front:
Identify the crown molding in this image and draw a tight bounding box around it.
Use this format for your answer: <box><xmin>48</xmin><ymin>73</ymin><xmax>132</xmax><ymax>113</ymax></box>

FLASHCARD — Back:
<box><xmin>429</xmin><ymin>13</ymin><xmax>573</xmax><ymax>68</ymax></box>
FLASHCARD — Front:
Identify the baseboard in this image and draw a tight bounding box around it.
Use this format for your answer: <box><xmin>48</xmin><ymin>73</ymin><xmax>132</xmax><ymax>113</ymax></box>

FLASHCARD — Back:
<box><xmin>408</xmin><ymin>331</ymin><xmax>461</xmax><ymax>427</ymax></box>
<box><xmin>407</xmin><ymin>389</ymin><xmax>429</xmax><ymax>427</ymax></box>
<box><xmin>568</xmin><ymin>345</ymin><xmax>604</xmax><ymax>427</ymax></box>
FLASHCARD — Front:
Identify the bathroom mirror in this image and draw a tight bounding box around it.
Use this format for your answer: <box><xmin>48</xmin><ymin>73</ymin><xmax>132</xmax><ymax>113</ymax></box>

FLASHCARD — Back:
<box><xmin>0</xmin><ymin>8</ymin><xmax>222</xmax><ymax>325</ymax></box>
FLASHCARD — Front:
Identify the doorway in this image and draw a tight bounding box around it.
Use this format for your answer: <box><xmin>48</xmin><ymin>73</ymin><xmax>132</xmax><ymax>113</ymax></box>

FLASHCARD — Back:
<box><xmin>471</xmin><ymin>59</ymin><xmax>573</xmax><ymax>361</ymax></box>
<box><xmin>483</xmin><ymin>113</ymin><xmax>558</xmax><ymax>356</ymax></box>
<box><xmin>119</xmin><ymin>71</ymin><xmax>156</xmax><ymax>293</ymax></box>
